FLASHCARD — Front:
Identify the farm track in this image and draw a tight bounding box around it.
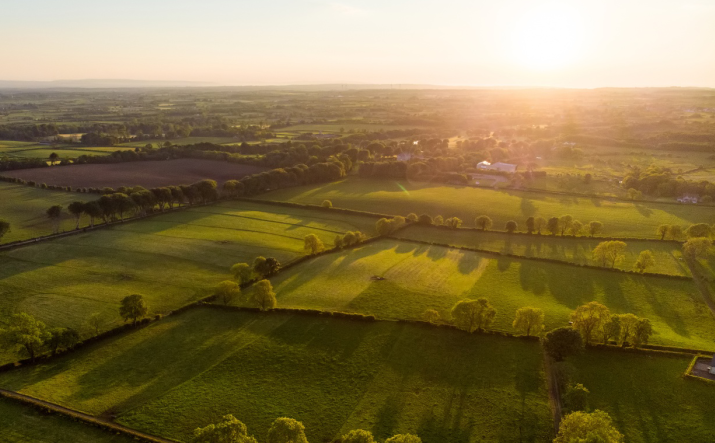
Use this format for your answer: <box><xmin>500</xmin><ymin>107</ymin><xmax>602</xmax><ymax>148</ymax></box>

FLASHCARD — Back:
<box><xmin>0</xmin><ymin>388</ymin><xmax>178</xmax><ymax>443</ymax></box>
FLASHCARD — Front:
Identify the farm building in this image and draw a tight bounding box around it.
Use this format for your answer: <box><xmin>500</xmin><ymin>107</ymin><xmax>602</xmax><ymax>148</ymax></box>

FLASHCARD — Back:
<box><xmin>477</xmin><ymin>161</ymin><xmax>518</xmax><ymax>173</ymax></box>
<box><xmin>677</xmin><ymin>195</ymin><xmax>699</xmax><ymax>204</ymax></box>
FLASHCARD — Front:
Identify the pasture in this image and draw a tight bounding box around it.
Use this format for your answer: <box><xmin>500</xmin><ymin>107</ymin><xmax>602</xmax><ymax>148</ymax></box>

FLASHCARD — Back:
<box><xmin>259</xmin><ymin>178</ymin><xmax>715</xmax><ymax>239</ymax></box>
<box><xmin>243</xmin><ymin>239</ymin><xmax>715</xmax><ymax>349</ymax></box>
<box><xmin>0</xmin><ymin>308</ymin><xmax>553</xmax><ymax>443</ymax></box>
<box><xmin>398</xmin><ymin>225</ymin><xmax>690</xmax><ymax>277</ymax></box>
<box><xmin>0</xmin><ymin>398</ymin><xmax>135</xmax><ymax>443</ymax></box>
<box><xmin>0</xmin><ymin>182</ymin><xmax>95</xmax><ymax>244</ymax></box>
<box><xmin>569</xmin><ymin>349</ymin><xmax>715</xmax><ymax>442</ymax></box>
<box><xmin>1</xmin><ymin>159</ymin><xmax>266</xmax><ymax>189</ymax></box>
<box><xmin>0</xmin><ymin>200</ymin><xmax>377</xmax><ymax>362</ymax></box>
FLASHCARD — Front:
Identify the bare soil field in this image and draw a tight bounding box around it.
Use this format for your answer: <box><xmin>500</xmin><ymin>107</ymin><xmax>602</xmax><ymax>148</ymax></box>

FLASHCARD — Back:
<box><xmin>2</xmin><ymin>159</ymin><xmax>266</xmax><ymax>188</ymax></box>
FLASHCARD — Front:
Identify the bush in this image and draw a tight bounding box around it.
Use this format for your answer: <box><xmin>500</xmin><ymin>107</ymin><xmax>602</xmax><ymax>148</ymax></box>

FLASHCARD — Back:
<box><xmin>321</xmin><ymin>200</ymin><xmax>332</xmax><ymax>208</ymax></box>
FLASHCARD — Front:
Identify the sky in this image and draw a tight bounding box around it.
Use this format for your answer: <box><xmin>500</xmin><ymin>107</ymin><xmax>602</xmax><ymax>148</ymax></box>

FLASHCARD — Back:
<box><xmin>1</xmin><ymin>0</ymin><xmax>714</xmax><ymax>87</ymax></box>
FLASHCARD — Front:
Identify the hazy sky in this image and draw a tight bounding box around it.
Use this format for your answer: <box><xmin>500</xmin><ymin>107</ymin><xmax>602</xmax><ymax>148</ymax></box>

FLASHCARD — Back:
<box><xmin>2</xmin><ymin>0</ymin><xmax>714</xmax><ymax>87</ymax></box>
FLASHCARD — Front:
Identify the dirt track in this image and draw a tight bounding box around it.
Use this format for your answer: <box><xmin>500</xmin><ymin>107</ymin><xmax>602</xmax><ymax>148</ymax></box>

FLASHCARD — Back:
<box><xmin>3</xmin><ymin>159</ymin><xmax>266</xmax><ymax>188</ymax></box>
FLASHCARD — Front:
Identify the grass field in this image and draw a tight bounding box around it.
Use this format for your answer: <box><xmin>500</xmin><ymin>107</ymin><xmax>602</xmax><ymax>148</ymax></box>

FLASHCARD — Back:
<box><xmin>258</xmin><ymin>178</ymin><xmax>715</xmax><ymax>239</ymax></box>
<box><xmin>242</xmin><ymin>239</ymin><xmax>715</xmax><ymax>349</ymax></box>
<box><xmin>0</xmin><ymin>200</ymin><xmax>377</xmax><ymax>362</ymax></box>
<box><xmin>398</xmin><ymin>226</ymin><xmax>690</xmax><ymax>277</ymax></box>
<box><xmin>0</xmin><ymin>182</ymin><xmax>95</xmax><ymax>244</ymax></box>
<box><xmin>0</xmin><ymin>308</ymin><xmax>553</xmax><ymax>443</ymax></box>
<box><xmin>0</xmin><ymin>398</ymin><xmax>136</xmax><ymax>443</ymax></box>
<box><xmin>569</xmin><ymin>349</ymin><xmax>715</xmax><ymax>442</ymax></box>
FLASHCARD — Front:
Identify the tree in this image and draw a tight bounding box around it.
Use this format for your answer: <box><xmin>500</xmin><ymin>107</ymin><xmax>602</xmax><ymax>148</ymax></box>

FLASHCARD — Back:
<box><xmin>254</xmin><ymin>256</ymin><xmax>281</xmax><ymax>277</ymax></box>
<box><xmin>304</xmin><ymin>234</ymin><xmax>325</xmax><ymax>255</ymax></box>
<box><xmin>334</xmin><ymin>234</ymin><xmax>344</xmax><ymax>249</ymax></box>
<box><xmin>49</xmin><ymin>152</ymin><xmax>59</xmax><ymax>164</ymax></box>
<box><xmin>321</xmin><ymin>200</ymin><xmax>332</xmax><ymax>208</ymax></box>
<box><xmin>433</xmin><ymin>215</ymin><xmax>444</xmax><ymax>226</ymax></box>
<box><xmin>406</xmin><ymin>213</ymin><xmax>418</xmax><ymax>223</ymax></box>
<box><xmin>417</xmin><ymin>214</ymin><xmax>433</xmax><ymax>225</ymax></box>
<box><xmin>444</xmin><ymin>217</ymin><xmax>462</xmax><ymax>229</ymax></box>
<box><xmin>341</xmin><ymin>430</ymin><xmax>375</xmax><ymax>443</ymax></box>
<box><xmin>543</xmin><ymin>327</ymin><xmax>583</xmax><ymax>362</ymax></box>
<box><xmin>682</xmin><ymin>237</ymin><xmax>712</xmax><ymax>260</ymax></box>
<box><xmin>627</xmin><ymin>188</ymin><xmax>642</xmax><ymax>200</ymax></box>
<box><xmin>554</xmin><ymin>410</ymin><xmax>623</xmax><ymax>443</ymax></box>
<box><xmin>592</xmin><ymin>241</ymin><xmax>626</xmax><ymax>268</ymax></box>
<box><xmin>231</xmin><ymin>263</ymin><xmax>253</xmax><ymax>284</ymax></box>
<box><xmin>0</xmin><ymin>313</ymin><xmax>49</xmax><ymax>362</ymax></box>
<box><xmin>423</xmin><ymin>309</ymin><xmax>440</xmax><ymax>324</ymax></box>
<box><xmin>112</xmin><ymin>193</ymin><xmax>135</xmax><ymax>221</ymax></box>
<box><xmin>83</xmin><ymin>201</ymin><xmax>102</xmax><ymax>228</ymax></box>
<box><xmin>668</xmin><ymin>225</ymin><xmax>683</xmax><ymax>240</ymax></box>
<box><xmin>587</xmin><ymin>221</ymin><xmax>603</xmax><ymax>237</ymax></box>
<box><xmin>570</xmin><ymin>302</ymin><xmax>610</xmax><ymax>345</ymax></box>
<box><xmin>599</xmin><ymin>314</ymin><xmax>621</xmax><ymax>344</ymax></box>
<box><xmin>87</xmin><ymin>313</ymin><xmax>103</xmax><ymax>337</ymax></box>
<box><xmin>67</xmin><ymin>201</ymin><xmax>85</xmax><ymax>229</ymax></box>
<box><xmin>0</xmin><ymin>219</ymin><xmax>9</xmax><ymax>242</ymax></box>
<box><xmin>266</xmin><ymin>417</ymin><xmax>308</xmax><ymax>443</ymax></box>
<box><xmin>534</xmin><ymin>217</ymin><xmax>547</xmax><ymax>234</ymax></box>
<box><xmin>46</xmin><ymin>327</ymin><xmax>79</xmax><ymax>356</ymax></box>
<box><xmin>570</xmin><ymin>220</ymin><xmax>583</xmax><ymax>236</ymax></box>
<box><xmin>46</xmin><ymin>205</ymin><xmax>63</xmax><ymax>234</ymax></box>
<box><xmin>686</xmin><ymin>223</ymin><xmax>712</xmax><ymax>239</ymax></box>
<box><xmin>451</xmin><ymin>298</ymin><xmax>496</xmax><ymax>333</ymax></box>
<box><xmin>634</xmin><ymin>250</ymin><xmax>655</xmax><ymax>273</ymax></box>
<box><xmin>559</xmin><ymin>215</ymin><xmax>573</xmax><ymax>236</ymax></box>
<box><xmin>525</xmin><ymin>216</ymin><xmax>535</xmax><ymax>234</ymax></box>
<box><xmin>215</xmin><ymin>280</ymin><xmax>241</xmax><ymax>305</ymax></box>
<box><xmin>193</xmin><ymin>415</ymin><xmax>258</xmax><ymax>443</ymax></box>
<box><xmin>547</xmin><ymin>217</ymin><xmax>560</xmax><ymax>235</ymax></box>
<box><xmin>633</xmin><ymin>317</ymin><xmax>653</xmax><ymax>347</ymax></box>
<box><xmin>119</xmin><ymin>294</ymin><xmax>148</xmax><ymax>326</ymax></box>
<box><xmin>512</xmin><ymin>307</ymin><xmax>544</xmax><ymax>337</ymax></box>
<box><xmin>656</xmin><ymin>224</ymin><xmax>670</xmax><ymax>240</ymax></box>
<box><xmin>617</xmin><ymin>313</ymin><xmax>638</xmax><ymax>347</ymax></box>
<box><xmin>385</xmin><ymin>436</ymin><xmax>421</xmax><ymax>443</ymax></box>
<box><xmin>564</xmin><ymin>383</ymin><xmax>590</xmax><ymax>412</ymax></box>
<box><xmin>475</xmin><ymin>215</ymin><xmax>492</xmax><ymax>231</ymax></box>
<box><xmin>505</xmin><ymin>220</ymin><xmax>518</xmax><ymax>233</ymax></box>
<box><xmin>253</xmin><ymin>279</ymin><xmax>277</xmax><ymax>311</ymax></box>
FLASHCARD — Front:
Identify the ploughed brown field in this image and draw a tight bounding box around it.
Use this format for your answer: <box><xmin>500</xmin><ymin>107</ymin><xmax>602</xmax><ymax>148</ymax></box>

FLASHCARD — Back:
<box><xmin>3</xmin><ymin>159</ymin><xmax>267</xmax><ymax>188</ymax></box>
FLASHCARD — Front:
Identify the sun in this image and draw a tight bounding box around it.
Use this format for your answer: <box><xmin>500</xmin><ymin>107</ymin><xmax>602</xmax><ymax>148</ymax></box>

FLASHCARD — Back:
<box><xmin>509</xmin><ymin>4</ymin><xmax>585</xmax><ymax>71</ymax></box>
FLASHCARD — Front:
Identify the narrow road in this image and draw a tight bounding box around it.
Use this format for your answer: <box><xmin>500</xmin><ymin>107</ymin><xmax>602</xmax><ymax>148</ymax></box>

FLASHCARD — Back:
<box><xmin>0</xmin><ymin>388</ymin><xmax>179</xmax><ymax>443</ymax></box>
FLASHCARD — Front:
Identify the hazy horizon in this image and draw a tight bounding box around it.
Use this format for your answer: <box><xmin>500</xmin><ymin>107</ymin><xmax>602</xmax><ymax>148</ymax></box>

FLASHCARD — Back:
<box><xmin>2</xmin><ymin>0</ymin><xmax>715</xmax><ymax>88</ymax></box>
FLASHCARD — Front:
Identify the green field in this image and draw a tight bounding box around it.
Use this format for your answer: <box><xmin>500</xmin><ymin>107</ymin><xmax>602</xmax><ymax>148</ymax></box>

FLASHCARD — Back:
<box><xmin>570</xmin><ymin>349</ymin><xmax>715</xmax><ymax>442</ymax></box>
<box><xmin>118</xmin><ymin>137</ymin><xmax>240</xmax><ymax>148</ymax></box>
<box><xmin>398</xmin><ymin>226</ymin><xmax>690</xmax><ymax>277</ymax></box>
<box><xmin>242</xmin><ymin>239</ymin><xmax>715</xmax><ymax>349</ymax></box>
<box><xmin>0</xmin><ymin>201</ymin><xmax>377</xmax><ymax>362</ymax></box>
<box><xmin>0</xmin><ymin>397</ymin><xmax>135</xmax><ymax>443</ymax></box>
<box><xmin>259</xmin><ymin>178</ymin><xmax>715</xmax><ymax>239</ymax></box>
<box><xmin>0</xmin><ymin>182</ymin><xmax>95</xmax><ymax>244</ymax></box>
<box><xmin>0</xmin><ymin>308</ymin><xmax>553</xmax><ymax>443</ymax></box>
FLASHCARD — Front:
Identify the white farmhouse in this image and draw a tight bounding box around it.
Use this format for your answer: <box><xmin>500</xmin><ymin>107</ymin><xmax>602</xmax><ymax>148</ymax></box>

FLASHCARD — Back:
<box><xmin>477</xmin><ymin>161</ymin><xmax>518</xmax><ymax>173</ymax></box>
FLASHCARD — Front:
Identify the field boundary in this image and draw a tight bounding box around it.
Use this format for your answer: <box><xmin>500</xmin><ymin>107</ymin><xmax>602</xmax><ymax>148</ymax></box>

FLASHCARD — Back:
<box><xmin>0</xmin><ymin>388</ymin><xmax>179</xmax><ymax>443</ymax></box>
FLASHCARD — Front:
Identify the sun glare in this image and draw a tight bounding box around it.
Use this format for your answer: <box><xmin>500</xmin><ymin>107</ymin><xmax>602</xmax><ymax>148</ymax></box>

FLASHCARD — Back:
<box><xmin>510</xmin><ymin>4</ymin><xmax>585</xmax><ymax>71</ymax></box>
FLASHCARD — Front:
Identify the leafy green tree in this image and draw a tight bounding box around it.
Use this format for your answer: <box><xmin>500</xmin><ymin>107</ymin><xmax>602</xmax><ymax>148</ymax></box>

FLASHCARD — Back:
<box><xmin>304</xmin><ymin>234</ymin><xmax>325</xmax><ymax>255</ymax></box>
<box><xmin>475</xmin><ymin>215</ymin><xmax>492</xmax><ymax>231</ymax></box>
<box><xmin>547</xmin><ymin>217</ymin><xmax>560</xmax><ymax>235</ymax></box>
<box><xmin>266</xmin><ymin>417</ymin><xmax>308</xmax><ymax>443</ymax></box>
<box><xmin>385</xmin><ymin>435</ymin><xmax>422</xmax><ymax>443</ymax></box>
<box><xmin>341</xmin><ymin>429</ymin><xmax>375</xmax><ymax>443</ymax></box>
<box><xmin>543</xmin><ymin>327</ymin><xmax>583</xmax><ymax>362</ymax></box>
<box><xmin>231</xmin><ymin>263</ymin><xmax>253</xmax><ymax>284</ymax></box>
<box><xmin>451</xmin><ymin>298</ymin><xmax>496</xmax><ymax>333</ymax></box>
<box><xmin>67</xmin><ymin>201</ymin><xmax>85</xmax><ymax>229</ymax></box>
<box><xmin>656</xmin><ymin>224</ymin><xmax>670</xmax><ymax>240</ymax></box>
<box><xmin>554</xmin><ymin>410</ymin><xmax>623</xmax><ymax>443</ymax></box>
<box><xmin>87</xmin><ymin>313</ymin><xmax>103</xmax><ymax>337</ymax></box>
<box><xmin>570</xmin><ymin>220</ymin><xmax>583</xmax><ymax>236</ymax></box>
<box><xmin>512</xmin><ymin>307</ymin><xmax>544</xmax><ymax>337</ymax></box>
<box><xmin>668</xmin><ymin>225</ymin><xmax>683</xmax><ymax>240</ymax></box>
<box><xmin>686</xmin><ymin>223</ymin><xmax>712</xmax><ymax>239</ymax></box>
<box><xmin>417</xmin><ymin>214</ymin><xmax>433</xmax><ymax>225</ymax></box>
<box><xmin>634</xmin><ymin>250</ymin><xmax>655</xmax><ymax>273</ymax></box>
<box><xmin>406</xmin><ymin>213</ymin><xmax>418</xmax><ymax>223</ymax></box>
<box><xmin>423</xmin><ymin>309</ymin><xmax>440</xmax><ymax>324</ymax></box>
<box><xmin>505</xmin><ymin>220</ymin><xmax>518</xmax><ymax>233</ymax></box>
<box><xmin>617</xmin><ymin>314</ymin><xmax>653</xmax><ymax>348</ymax></box>
<box><xmin>321</xmin><ymin>200</ymin><xmax>332</xmax><ymax>208</ymax></box>
<box><xmin>253</xmin><ymin>280</ymin><xmax>277</xmax><ymax>311</ymax></box>
<box><xmin>559</xmin><ymin>215</ymin><xmax>573</xmax><ymax>236</ymax></box>
<box><xmin>193</xmin><ymin>415</ymin><xmax>258</xmax><ymax>443</ymax></box>
<box><xmin>587</xmin><ymin>221</ymin><xmax>603</xmax><ymax>237</ymax></box>
<box><xmin>564</xmin><ymin>383</ymin><xmax>590</xmax><ymax>412</ymax></box>
<box><xmin>215</xmin><ymin>280</ymin><xmax>241</xmax><ymax>305</ymax></box>
<box><xmin>49</xmin><ymin>152</ymin><xmax>59</xmax><ymax>163</ymax></box>
<box><xmin>433</xmin><ymin>215</ymin><xmax>444</xmax><ymax>226</ymax></box>
<box><xmin>633</xmin><ymin>317</ymin><xmax>653</xmax><ymax>347</ymax></box>
<box><xmin>682</xmin><ymin>237</ymin><xmax>712</xmax><ymax>259</ymax></box>
<box><xmin>0</xmin><ymin>313</ymin><xmax>49</xmax><ymax>362</ymax></box>
<box><xmin>82</xmin><ymin>201</ymin><xmax>102</xmax><ymax>228</ymax></box>
<box><xmin>254</xmin><ymin>256</ymin><xmax>281</xmax><ymax>277</ymax></box>
<box><xmin>592</xmin><ymin>241</ymin><xmax>627</xmax><ymax>268</ymax></box>
<box><xmin>599</xmin><ymin>314</ymin><xmax>621</xmax><ymax>344</ymax></box>
<box><xmin>444</xmin><ymin>217</ymin><xmax>462</xmax><ymax>229</ymax></box>
<box><xmin>46</xmin><ymin>205</ymin><xmax>63</xmax><ymax>234</ymax></box>
<box><xmin>627</xmin><ymin>188</ymin><xmax>642</xmax><ymax>200</ymax></box>
<box><xmin>334</xmin><ymin>235</ymin><xmax>344</xmax><ymax>249</ymax></box>
<box><xmin>0</xmin><ymin>219</ymin><xmax>9</xmax><ymax>242</ymax></box>
<box><xmin>570</xmin><ymin>302</ymin><xmax>610</xmax><ymax>345</ymax></box>
<box><xmin>46</xmin><ymin>327</ymin><xmax>79</xmax><ymax>356</ymax></box>
<box><xmin>112</xmin><ymin>193</ymin><xmax>135</xmax><ymax>221</ymax></box>
<box><xmin>525</xmin><ymin>216</ymin><xmax>535</xmax><ymax>234</ymax></box>
<box><xmin>119</xmin><ymin>294</ymin><xmax>148</xmax><ymax>326</ymax></box>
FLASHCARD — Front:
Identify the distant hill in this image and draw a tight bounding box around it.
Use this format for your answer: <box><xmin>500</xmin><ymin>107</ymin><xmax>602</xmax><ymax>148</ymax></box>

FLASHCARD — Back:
<box><xmin>0</xmin><ymin>79</ymin><xmax>214</xmax><ymax>89</ymax></box>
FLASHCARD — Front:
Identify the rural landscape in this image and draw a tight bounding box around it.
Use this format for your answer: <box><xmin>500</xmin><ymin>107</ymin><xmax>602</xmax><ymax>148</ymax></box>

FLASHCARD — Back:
<box><xmin>2</xmin><ymin>1</ymin><xmax>715</xmax><ymax>442</ymax></box>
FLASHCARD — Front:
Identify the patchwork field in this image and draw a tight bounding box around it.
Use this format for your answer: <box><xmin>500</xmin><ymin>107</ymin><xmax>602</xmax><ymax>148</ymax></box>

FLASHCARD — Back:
<box><xmin>2</xmin><ymin>159</ymin><xmax>266</xmax><ymax>188</ymax></box>
<box><xmin>0</xmin><ymin>398</ymin><xmax>135</xmax><ymax>443</ymax></box>
<box><xmin>398</xmin><ymin>226</ymin><xmax>690</xmax><ymax>277</ymax></box>
<box><xmin>0</xmin><ymin>308</ymin><xmax>553</xmax><ymax>443</ymax></box>
<box><xmin>0</xmin><ymin>182</ymin><xmax>95</xmax><ymax>244</ymax></box>
<box><xmin>570</xmin><ymin>349</ymin><xmax>715</xmax><ymax>442</ymax></box>
<box><xmin>0</xmin><ymin>201</ymin><xmax>377</xmax><ymax>362</ymax></box>
<box><xmin>243</xmin><ymin>239</ymin><xmax>715</xmax><ymax>349</ymax></box>
<box><xmin>259</xmin><ymin>178</ymin><xmax>715</xmax><ymax>239</ymax></box>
